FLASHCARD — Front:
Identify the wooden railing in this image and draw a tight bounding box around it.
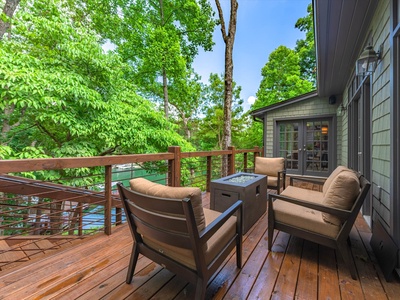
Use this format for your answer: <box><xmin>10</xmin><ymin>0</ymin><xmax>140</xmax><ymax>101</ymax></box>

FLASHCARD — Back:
<box><xmin>0</xmin><ymin>146</ymin><xmax>261</xmax><ymax>269</ymax></box>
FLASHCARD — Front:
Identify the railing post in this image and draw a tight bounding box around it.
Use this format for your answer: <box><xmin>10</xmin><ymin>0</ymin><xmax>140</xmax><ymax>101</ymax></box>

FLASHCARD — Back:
<box><xmin>104</xmin><ymin>165</ymin><xmax>112</xmax><ymax>235</ymax></box>
<box><xmin>206</xmin><ymin>156</ymin><xmax>212</xmax><ymax>192</ymax></box>
<box><xmin>78</xmin><ymin>203</ymin><xmax>83</xmax><ymax>236</ymax></box>
<box><xmin>254</xmin><ymin>146</ymin><xmax>261</xmax><ymax>166</ymax></box>
<box><xmin>168</xmin><ymin>146</ymin><xmax>181</xmax><ymax>187</ymax></box>
<box><xmin>228</xmin><ymin>146</ymin><xmax>235</xmax><ymax>175</ymax></box>
<box><xmin>254</xmin><ymin>146</ymin><xmax>260</xmax><ymax>157</ymax></box>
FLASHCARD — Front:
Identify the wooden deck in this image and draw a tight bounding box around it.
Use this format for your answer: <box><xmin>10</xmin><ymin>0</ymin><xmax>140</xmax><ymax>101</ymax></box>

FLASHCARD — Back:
<box><xmin>0</xmin><ymin>192</ymin><xmax>399</xmax><ymax>299</ymax></box>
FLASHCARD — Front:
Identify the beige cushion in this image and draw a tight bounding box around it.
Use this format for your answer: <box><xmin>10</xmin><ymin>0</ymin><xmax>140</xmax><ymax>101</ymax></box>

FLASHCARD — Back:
<box><xmin>322</xmin><ymin>165</ymin><xmax>350</xmax><ymax>196</ymax></box>
<box><xmin>143</xmin><ymin>208</ymin><xmax>237</xmax><ymax>270</ymax></box>
<box><xmin>267</xmin><ymin>176</ymin><xmax>279</xmax><ymax>188</ymax></box>
<box><xmin>255</xmin><ymin>157</ymin><xmax>284</xmax><ymax>177</ymax></box>
<box><xmin>129</xmin><ymin>178</ymin><xmax>205</xmax><ymax>232</ymax></box>
<box><xmin>273</xmin><ymin>198</ymin><xmax>340</xmax><ymax>238</ymax></box>
<box><xmin>281</xmin><ymin>185</ymin><xmax>324</xmax><ymax>203</ymax></box>
<box><xmin>321</xmin><ymin>170</ymin><xmax>360</xmax><ymax>225</ymax></box>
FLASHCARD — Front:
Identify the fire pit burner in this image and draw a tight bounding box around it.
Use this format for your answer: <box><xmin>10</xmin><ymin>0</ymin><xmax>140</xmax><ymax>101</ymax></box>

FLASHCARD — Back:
<box><xmin>225</xmin><ymin>175</ymin><xmax>256</xmax><ymax>183</ymax></box>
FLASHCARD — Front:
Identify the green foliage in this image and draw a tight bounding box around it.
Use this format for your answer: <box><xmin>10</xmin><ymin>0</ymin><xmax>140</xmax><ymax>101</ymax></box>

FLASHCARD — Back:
<box><xmin>295</xmin><ymin>3</ymin><xmax>316</xmax><ymax>86</ymax></box>
<box><xmin>91</xmin><ymin>0</ymin><xmax>216</xmax><ymax>116</ymax></box>
<box><xmin>0</xmin><ymin>0</ymin><xmax>194</xmax><ymax>164</ymax></box>
<box><xmin>254</xmin><ymin>46</ymin><xmax>313</xmax><ymax>109</ymax></box>
<box><xmin>193</xmin><ymin>73</ymin><xmax>244</xmax><ymax>150</ymax></box>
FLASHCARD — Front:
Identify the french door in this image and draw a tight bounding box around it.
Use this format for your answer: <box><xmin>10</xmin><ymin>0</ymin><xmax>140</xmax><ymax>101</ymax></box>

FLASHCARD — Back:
<box><xmin>277</xmin><ymin>118</ymin><xmax>334</xmax><ymax>176</ymax></box>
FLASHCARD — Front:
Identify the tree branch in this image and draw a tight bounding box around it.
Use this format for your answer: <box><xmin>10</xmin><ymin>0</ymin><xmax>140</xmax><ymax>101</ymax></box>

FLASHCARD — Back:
<box><xmin>99</xmin><ymin>146</ymin><xmax>118</xmax><ymax>156</ymax></box>
<box><xmin>36</xmin><ymin>122</ymin><xmax>63</xmax><ymax>148</ymax></box>
<box><xmin>215</xmin><ymin>0</ymin><xmax>227</xmax><ymax>42</ymax></box>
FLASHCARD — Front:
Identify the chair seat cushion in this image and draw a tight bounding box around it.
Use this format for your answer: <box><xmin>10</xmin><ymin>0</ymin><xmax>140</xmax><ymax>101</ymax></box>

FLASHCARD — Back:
<box><xmin>272</xmin><ymin>197</ymin><xmax>340</xmax><ymax>239</ymax></box>
<box><xmin>130</xmin><ymin>178</ymin><xmax>205</xmax><ymax>232</ymax></box>
<box><xmin>143</xmin><ymin>208</ymin><xmax>237</xmax><ymax>270</ymax></box>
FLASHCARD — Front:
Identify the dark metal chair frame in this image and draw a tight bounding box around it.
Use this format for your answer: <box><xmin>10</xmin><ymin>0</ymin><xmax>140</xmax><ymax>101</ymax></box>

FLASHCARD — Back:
<box><xmin>117</xmin><ymin>183</ymin><xmax>243</xmax><ymax>300</ymax></box>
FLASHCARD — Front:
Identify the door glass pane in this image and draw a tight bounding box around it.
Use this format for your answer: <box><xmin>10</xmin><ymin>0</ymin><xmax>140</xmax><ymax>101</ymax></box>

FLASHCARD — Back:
<box><xmin>305</xmin><ymin>121</ymin><xmax>329</xmax><ymax>172</ymax></box>
<box><xmin>278</xmin><ymin>123</ymin><xmax>299</xmax><ymax>170</ymax></box>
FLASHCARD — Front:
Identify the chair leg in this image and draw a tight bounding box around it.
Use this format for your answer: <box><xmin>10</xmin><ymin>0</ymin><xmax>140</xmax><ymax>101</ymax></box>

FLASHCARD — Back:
<box><xmin>268</xmin><ymin>199</ymin><xmax>274</xmax><ymax>251</ymax></box>
<box><xmin>268</xmin><ymin>225</ymin><xmax>274</xmax><ymax>251</ymax></box>
<box><xmin>126</xmin><ymin>243</ymin><xmax>139</xmax><ymax>284</ymax></box>
<box><xmin>338</xmin><ymin>242</ymin><xmax>357</xmax><ymax>280</ymax></box>
<box><xmin>194</xmin><ymin>278</ymin><xmax>207</xmax><ymax>300</ymax></box>
<box><xmin>236</xmin><ymin>235</ymin><xmax>242</xmax><ymax>268</ymax></box>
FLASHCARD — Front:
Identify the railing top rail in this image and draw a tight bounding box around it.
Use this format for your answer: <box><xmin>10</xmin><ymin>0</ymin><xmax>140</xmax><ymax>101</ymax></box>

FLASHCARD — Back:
<box><xmin>0</xmin><ymin>147</ymin><xmax>262</xmax><ymax>173</ymax></box>
<box><xmin>0</xmin><ymin>153</ymin><xmax>174</xmax><ymax>173</ymax></box>
<box><xmin>180</xmin><ymin>150</ymin><xmax>231</xmax><ymax>158</ymax></box>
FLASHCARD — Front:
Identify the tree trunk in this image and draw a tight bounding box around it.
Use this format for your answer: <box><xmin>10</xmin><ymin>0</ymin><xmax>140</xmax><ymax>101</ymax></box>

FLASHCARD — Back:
<box><xmin>162</xmin><ymin>68</ymin><xmax>169</xmax><ymax>118</ymax></box>
<box><xmin>215</xmin><ymin>0</ymin><xmax>238</xmax><ymax>176</ymax></box>
<box><xmin>0</xmin><ymin>0</ymin><xmax>20</xmax><ymax>39</ymax></box>
<box><xmin>159</xmin><ymin>0</ymin><xmax>169</xmax><ymax>118</ymax></box>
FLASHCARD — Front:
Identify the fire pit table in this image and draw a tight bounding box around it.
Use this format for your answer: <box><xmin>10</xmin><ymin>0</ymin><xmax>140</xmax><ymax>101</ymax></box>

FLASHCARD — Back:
<box><xmin>210</xmin><ymin>172</ymin><xmax>267</xmax><ymax>233</ymax></box>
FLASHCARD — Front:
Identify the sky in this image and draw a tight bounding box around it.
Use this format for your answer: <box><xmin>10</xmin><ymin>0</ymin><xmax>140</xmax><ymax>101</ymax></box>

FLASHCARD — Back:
<box><xmin>192</xmin><ymin>0</ymin><xmax>311</xmax><ymax>111</ymax></box>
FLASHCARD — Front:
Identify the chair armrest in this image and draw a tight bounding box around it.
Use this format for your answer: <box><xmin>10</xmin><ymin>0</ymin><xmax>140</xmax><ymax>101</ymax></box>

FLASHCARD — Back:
<box><xmin>278</xmin><ymin>170</ymin><xmax>286</xmax><ymax>190</ymax></box>
<box><xmin>268</xmin><ymin>193</ymin><xmax>351</xmax><ymax>219</ymax></box>
<box><xmin>289</xmin><ymin>175</ymin><xmax>326</xmax><ymax>186</ymax></box>
<box><xmin>200</xmin><ymin>200</ymin><xmax>243</xmax><ymax>242</ymax></box>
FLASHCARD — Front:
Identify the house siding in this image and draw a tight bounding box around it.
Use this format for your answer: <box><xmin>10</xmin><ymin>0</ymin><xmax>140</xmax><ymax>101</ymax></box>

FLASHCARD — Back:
<box><xmin>340</xmin><ymin>0</ymin><xmax>392</xmax><ymax>230</ymax></box>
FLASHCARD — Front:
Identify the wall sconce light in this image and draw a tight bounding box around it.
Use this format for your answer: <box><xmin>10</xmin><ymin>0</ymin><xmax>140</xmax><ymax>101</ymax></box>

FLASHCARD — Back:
<box><xmin>338</xmin><ymin>102</ymin><xmax>347</xmax><ymax>116</ymax></box>
<box><xmin>356</xmin><ymin>44</ymin><xmax>383</xmax><ymax>76</ymax></box>
<box><xmin>321</xmin><ymin>125</ymin><xmax>328</xmax><ymax>135</ymax></box>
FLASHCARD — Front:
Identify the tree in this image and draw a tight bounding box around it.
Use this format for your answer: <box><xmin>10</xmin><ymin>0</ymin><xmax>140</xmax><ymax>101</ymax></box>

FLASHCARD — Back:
<box><xmin>215</xmin><ymin>0</ymin><xmax>238</xmax><ymax>175</ymax></box>
<box><xmin>0</xmin><ymin>0</ymin><xmax>193</xmax><ymax>163</ymax></box>
<box><xmin>168</xmin><ymin>70</ymin><xmax>203</xmax><ymax>140</ymax></box>
<box><xmin>253</xmin><ymin>45</ymin><xmax>313</xmax><ymax>109</ymax></box>
<box><xmin>194</xmin><ymin>73</ymin><xmax>243</xmax><ymax>150</ymax></box>
<box><xmin>295</xmin><ymin>3</ymin><xmax>316</xmax><ymax>86</ymax></box>
<box><xmin>93</xmin><ymin>0</ymin><xmax>216</xmax><ymax>119</ymax></box>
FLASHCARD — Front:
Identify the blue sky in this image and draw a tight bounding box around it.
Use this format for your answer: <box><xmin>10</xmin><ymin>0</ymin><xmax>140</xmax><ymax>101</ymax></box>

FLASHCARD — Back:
<box><xmin>193</xmin><ymin>0</ymin><xmax>311</xmax><ymax>111</ymax></box>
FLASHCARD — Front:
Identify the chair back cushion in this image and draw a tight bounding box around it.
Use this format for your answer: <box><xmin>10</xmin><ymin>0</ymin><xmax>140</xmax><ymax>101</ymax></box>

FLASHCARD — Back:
<box><xmin>321</xmin><ymin>170</ymin><xmax>360</xmax><ymax>225</ymax></box>
<box><xmin>255</xmin><ymin>157</ymin><xmax>284</xmax><ymax>177</ymax></box>
<box><xmin>129</xmin><ymin>178</ymin><xmax>206</xmax><ymax>232</ymax></box>
<box><xmin>322</xmin><ymin>165</ymin><xmax>349</xmax><ymax>196</ymax></box>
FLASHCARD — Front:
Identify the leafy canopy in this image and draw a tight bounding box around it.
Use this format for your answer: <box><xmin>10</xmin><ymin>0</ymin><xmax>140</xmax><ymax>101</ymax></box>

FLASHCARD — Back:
<box><xmin>0</xmin><ymin>0</ymin><xmax>193</xmax><ymax>162</ymax></box>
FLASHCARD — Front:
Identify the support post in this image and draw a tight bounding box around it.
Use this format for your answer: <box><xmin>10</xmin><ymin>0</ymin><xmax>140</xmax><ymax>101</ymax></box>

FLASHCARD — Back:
<box><xmin>104</xmin><ymin>165</ymin><xmax>112</xmax><ymax>235</ymax></box>
<box><xmin>206</xmin><ymin>156</ymin><xmax>212</xmax><ymax>192</ymax></box>
<box><xmin>243</xmin><ymin>152</ymin><xmax>248</xmax><ymax>172</ymax></box>
<box><xmin>168</xmin><ymin>146</ymin><xmax>181</xmax><ymax>187</ymax></box>
<box><xmin>228</xmin><ymin>146</ymin><xmax>235</xmax><ymax>175</ymax></box>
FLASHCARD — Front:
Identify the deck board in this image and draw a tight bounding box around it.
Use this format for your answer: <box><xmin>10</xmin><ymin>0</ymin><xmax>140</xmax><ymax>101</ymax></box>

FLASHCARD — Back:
<box><xmin>0</xmin><ymin>192</ymin><xmax>399</xmax><ymax>299</ymax></box>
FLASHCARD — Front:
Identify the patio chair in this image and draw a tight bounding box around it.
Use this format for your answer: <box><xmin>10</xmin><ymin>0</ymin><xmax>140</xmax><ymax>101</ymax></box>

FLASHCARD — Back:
<box><xmin>254</xmin><ymin>157</ymin><xmax>286</xmax><ymax>194</ymax></box>
<box><xmin>117</xmin><ymin>178</ymin><xmax>243</xmax><ymax>300</ymax></box>
<box><xmin>268</xmin><ymin>166</ymin><xmax>371</xmax><ymax>279</ymax></box>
